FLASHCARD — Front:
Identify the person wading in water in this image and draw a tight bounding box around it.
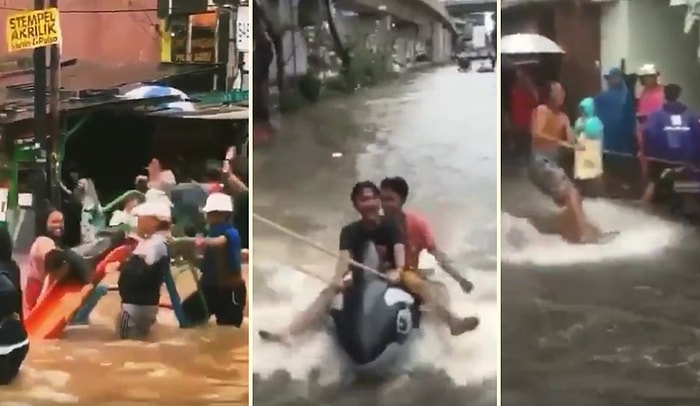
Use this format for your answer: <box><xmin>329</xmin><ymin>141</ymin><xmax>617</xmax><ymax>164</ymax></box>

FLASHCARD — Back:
<box><xmin>529</xmin><ymin>82</ymin><xmax>603</xmax><ymax>244</ymax></box>
<box><xmin>23</xmin><ymin>208</ymin><xmax>67</xmax><ymax>313</ymax></box>
<box><xmin>0</xmin><ymin>227</ymin><xmax>28</xmax><ymax>385</ymax></box>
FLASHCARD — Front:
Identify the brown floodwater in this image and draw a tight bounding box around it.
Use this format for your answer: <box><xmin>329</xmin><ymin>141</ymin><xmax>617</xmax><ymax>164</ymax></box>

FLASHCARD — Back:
<box><xmin>2</xmin><ymin>267</ymin><xmax>249</xmax><ymax>405</ymax></box>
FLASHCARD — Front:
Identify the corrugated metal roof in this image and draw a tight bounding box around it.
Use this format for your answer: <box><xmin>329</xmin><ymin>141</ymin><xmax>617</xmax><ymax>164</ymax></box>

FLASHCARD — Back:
<box><xmin>0</xmin><ymin>60</ymin><xmax>217</xmax><ymax>94</ymax></box>
<box><xmin>0</xmin><ymin>61</ymin><xmax>218</xmax><ymax>124</ymax></box>
<box><xmin>0</xmin><ymin>95</ymin><xmax>181</xmax><ymax>125</ymax></box>
<box><xmin>144</xmin><ymin>103</ymin><xmax>249</xmax><ymax>120</ymax></box>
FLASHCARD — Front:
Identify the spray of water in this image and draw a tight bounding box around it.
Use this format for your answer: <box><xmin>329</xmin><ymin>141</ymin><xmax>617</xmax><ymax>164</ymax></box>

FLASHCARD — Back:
<box><xmin>251</xmin><ymin>250</ymin><xmax>497</xmax><ymax>387</ymax></box>
<box><xmin>502</xmin><ymin>199</ymin><xmax>686</xmax><ymax>266</ymax></box>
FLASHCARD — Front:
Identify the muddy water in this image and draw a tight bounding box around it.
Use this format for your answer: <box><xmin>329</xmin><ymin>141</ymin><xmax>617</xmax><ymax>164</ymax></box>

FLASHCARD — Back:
<box><xmin>252</xmin><ymin>66</ymin><xmax>497</xmax><ymax>405</ymax></box>
<box><xmin>501</xmin><ymin>168</ymin><xmax>700</xmax><ymax>405</ymax></box>
<box><xmin>3</xmin><ymin>265</ymin><xmax>249</xmax><ymax>405</ymax></box>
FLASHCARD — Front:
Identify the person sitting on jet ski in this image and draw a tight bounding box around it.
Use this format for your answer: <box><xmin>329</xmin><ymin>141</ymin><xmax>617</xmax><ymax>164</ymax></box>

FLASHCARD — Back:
<box><xmin>259</xmin><ymin>181</ymin><xmax>405</xmax><ymax>344</ymax></box>
<box><xmin>379</xmin><ymin>176</ymin><xmax>479</xmax><ymax>335</ymax></box>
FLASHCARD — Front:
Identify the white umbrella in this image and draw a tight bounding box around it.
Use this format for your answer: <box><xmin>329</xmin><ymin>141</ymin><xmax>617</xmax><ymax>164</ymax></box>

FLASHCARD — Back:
<box><xmin>123</xmin><ymin>84</ymin><xmax>195</xmax><ymax>112</ymax></box>
<box><xmin>501</xmin><ymin>33</ymin><xmax>564</xmax><ymax>55</ymax></box>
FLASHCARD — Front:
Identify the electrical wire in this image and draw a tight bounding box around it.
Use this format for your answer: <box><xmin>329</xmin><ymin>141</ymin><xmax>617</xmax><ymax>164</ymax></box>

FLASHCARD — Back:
<box><xmin>0</xmin><ymin>5</ymin><xmax>216</xmax><ymax>14</ymax></box>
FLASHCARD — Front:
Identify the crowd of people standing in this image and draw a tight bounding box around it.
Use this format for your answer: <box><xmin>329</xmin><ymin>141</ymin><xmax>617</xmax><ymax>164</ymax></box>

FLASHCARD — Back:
<box><xmin>504</xmin><ymin>62</ymin><xmax>700</xmax><ymax>242</ymax></box>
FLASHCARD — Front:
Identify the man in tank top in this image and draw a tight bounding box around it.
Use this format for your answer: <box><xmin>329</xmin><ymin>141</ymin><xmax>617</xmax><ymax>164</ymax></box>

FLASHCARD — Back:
<box><xmin>528</xmin><ymin>82</ymin><xmax>602</xmax><ymax>244</ymax></box>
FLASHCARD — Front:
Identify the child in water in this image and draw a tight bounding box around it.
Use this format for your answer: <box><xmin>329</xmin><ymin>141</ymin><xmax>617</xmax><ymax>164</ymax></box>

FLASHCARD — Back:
<box><xmin>195</xmin><ymin>192</ymin><xmax>246</xmax><ymax>326</ymax></box>
<box><xmin>107</xmin><ymin>201</ymin><xmax>171</xmax><ymax>339</ymax></box>
<box><xmin>573</xmin><ymin>97</ymin><xmax>605</xmax><ymax>193</ymax></box>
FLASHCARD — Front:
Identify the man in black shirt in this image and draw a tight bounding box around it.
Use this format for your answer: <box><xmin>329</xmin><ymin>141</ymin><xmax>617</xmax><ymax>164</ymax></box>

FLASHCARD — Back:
<box><xmin>260</xmin><ymin>181</ymin><xmax>406</xmax><ymax>343</ymax></box>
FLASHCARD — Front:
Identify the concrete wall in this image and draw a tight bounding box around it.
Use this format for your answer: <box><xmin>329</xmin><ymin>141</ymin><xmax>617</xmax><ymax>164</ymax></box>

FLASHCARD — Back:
<box><xmin>431</xmin><ymin>23</ymin><xmax>452</xmax><ymax>63</ymax></box>
<box><xmin>600</xmin><ymin>0</ymin><xmax>700</xmax><ymax>109</ymax></box>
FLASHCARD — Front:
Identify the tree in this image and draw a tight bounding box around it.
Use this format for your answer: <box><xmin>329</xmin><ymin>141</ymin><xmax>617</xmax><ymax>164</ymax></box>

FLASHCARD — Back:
<box><xmin>253</xmin><ymin>0</ymin><xmax>286</xmax><ymax>93</ymax></box>
<box><xmin>321</xmin><ymin>0</ymin><xmax>351</xmax><ymax>72</ymax></box>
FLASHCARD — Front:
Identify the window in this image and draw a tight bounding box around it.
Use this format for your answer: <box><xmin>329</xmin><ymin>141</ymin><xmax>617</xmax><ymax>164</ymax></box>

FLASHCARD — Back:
<box><xmin>190</xmin><ymin>12</ymin><xmax>217</xmax><ymax>63</ymax></box>
<box><xmin>170</xmin><ymin>15</ymin><xmax>189</xmax><ymax>62</ymax></box>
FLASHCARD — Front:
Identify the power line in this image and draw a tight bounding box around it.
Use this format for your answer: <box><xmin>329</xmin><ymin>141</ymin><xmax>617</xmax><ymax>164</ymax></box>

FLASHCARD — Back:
<box><xmin>0</xmin><ymin>6</ymin><xmax>220</xmax><ymax>14</ymax></box>
<box><xmin>0</xmin><ymin>6</ymin><xmax>157</xmax><ymax>13</ymax></box>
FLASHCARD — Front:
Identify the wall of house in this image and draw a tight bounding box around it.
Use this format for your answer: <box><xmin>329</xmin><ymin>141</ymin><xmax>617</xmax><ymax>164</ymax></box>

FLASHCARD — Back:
<box><xmin>599</xmin><ymin>0</ymin><xmax>629</xmax><ymax>75</ymax></box>
<box><xmin>600</xmin><ymin>0</ymin><xmax>700</xmax><ymax>110</ymax></box>
<box><xmin>0</xmin><ymin>0</ymin><xmax>160</xmax><ymax>64</ymax></box>
<box><xmin>553</xmin><ymin>2</ymin><xmax>602</xmax><ymax>114</ymax></box>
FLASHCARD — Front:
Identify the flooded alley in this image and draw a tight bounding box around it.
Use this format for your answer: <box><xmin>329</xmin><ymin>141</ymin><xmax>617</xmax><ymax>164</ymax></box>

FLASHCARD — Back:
<box><xmin>501</xmin><ymin>170</ymin><xmax>700</xmax><ymax>405</ymax></box>
<box><xmin>3</xmin><ymin>268</ymin><xmax>249</xmax><ymax>405</ymax></box>
<box><xmin>252</xmin><ymin>65</ymin><xmax>497</xmax><ymax>405</ymax></box>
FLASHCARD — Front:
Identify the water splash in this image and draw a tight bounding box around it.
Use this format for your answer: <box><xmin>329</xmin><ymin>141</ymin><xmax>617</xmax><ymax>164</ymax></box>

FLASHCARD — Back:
<box><xmin>502</xmin><ymin>199</ymin><xmax>685</xmax><ymax>266</ymax></box>
<box><xmin>251</xmin><ymin>250</ymin><xmax>497</xmax><ymax>387</ymax></box>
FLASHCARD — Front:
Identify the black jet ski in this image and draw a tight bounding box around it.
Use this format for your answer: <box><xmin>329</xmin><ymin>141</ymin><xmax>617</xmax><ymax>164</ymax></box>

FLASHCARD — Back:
<box><xmin>329</xmin><ymin>257</ymin><xmax>421</xmax><ymax>374</ymax></box>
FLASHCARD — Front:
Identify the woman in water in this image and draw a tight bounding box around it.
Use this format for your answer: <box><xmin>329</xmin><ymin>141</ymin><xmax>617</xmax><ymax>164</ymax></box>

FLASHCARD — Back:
<box><xmin>0</xmin><ymin>227</ymin><xmax>28</xmax><ymax>384</ymax></box>
<box><xmin>23</xmin><ymin>208</ymin><xmax>65</xmax><ymax>313</ymax></box>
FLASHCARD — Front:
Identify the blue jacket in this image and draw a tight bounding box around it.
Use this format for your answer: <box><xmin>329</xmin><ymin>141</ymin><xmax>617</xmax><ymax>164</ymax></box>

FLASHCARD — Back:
<box><xmin>201</xmin><ymin>223</ymin><xmax>242</xmax><ymax>287</ymax></box>
<box><xmin>594</xmin><ymin>69</ymin><xmax>637</xmax><ymax>154</ymax></box>
<box><xmin>643</xmin><ymin>101</ymin><xmax>700</xmax><ymax>164</ymax></box>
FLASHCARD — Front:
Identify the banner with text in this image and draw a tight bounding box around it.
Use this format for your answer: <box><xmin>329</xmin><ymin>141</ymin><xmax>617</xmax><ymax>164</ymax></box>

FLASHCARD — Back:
<box><xmin>6</xmin><ymin>7</ymin><xmax>61</xmax><ymax>52</ymax></box>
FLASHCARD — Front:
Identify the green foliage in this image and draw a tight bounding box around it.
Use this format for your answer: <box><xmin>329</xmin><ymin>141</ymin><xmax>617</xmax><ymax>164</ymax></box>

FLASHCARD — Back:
<box><xmin>344</xmin><ymin>47</ymin><xmax>392</xmax><ymax>88</ymax></box>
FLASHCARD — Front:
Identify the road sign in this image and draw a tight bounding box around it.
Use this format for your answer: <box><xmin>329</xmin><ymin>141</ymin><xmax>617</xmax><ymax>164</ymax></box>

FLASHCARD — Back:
<box><xmin>6</xmin><ymin>7</ymin><xmax>61</xmax><ymax>52</ymax></box>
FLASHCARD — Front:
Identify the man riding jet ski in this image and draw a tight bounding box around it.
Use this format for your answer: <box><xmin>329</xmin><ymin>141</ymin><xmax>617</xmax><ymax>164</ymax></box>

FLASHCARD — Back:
<box><xmin>260</xmin><ymin>181</ymin><xmax>478</xmax><ymax>366</ymax></box>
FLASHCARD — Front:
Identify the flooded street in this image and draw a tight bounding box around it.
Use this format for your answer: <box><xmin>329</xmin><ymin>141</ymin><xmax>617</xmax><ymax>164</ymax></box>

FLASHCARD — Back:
<box><xmin>252</xmin><ymin>66</ymin><xmax>497</xmax><ymax>405</ymax></box>
<box><xmin>501</xmin><ymin>169</ymin><xmax>700</xmax><ymax>405</ymax></box>
<box><xmin>4</xmin><ymin>266</ymin><xmax>249</xmax><ymax>405</ymax></box>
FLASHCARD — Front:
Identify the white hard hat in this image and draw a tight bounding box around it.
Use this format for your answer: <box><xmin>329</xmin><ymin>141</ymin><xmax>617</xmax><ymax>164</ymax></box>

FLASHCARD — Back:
<box><xmin>132</xmin><ymin>201</ymin><xmax>172</xmax><ymax>221</ymax></box>
<box><xmin>637</xmin><ymin>63</ymin><xmax>658</xmax><ymax>76</ymax></box>
<box><xmin>202</xmin><ymin>192</ymin><xmax>233</xmax><ymax>213</ymax></box>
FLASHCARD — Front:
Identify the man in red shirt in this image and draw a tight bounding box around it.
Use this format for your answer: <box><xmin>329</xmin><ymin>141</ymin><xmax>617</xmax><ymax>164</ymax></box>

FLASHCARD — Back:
<box><xmin>379</xmin><ymin>177</ymin><xmax>479</xmax><ymax>336</ymax></box>
<box><xmin>508</xmin><ymin>67</ymin><xmax>539</xmax><ymax>159</ymax></box>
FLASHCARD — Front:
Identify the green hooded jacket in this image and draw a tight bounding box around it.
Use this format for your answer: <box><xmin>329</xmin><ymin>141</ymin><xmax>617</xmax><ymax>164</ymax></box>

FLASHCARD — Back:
<box><xmin>574</xmin><ymin>97</ymin><xmax>605</xmax><ymax>141</ymax></box>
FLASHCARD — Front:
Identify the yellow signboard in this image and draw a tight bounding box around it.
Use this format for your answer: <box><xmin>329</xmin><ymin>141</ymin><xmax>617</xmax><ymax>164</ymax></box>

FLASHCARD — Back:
<box><xmin>6</xmin><ymin>8</ymin><xmax>61</xmax><ymax>52</ymax></box>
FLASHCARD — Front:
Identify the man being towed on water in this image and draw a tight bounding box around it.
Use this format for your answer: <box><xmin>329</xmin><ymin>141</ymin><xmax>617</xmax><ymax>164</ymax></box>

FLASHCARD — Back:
<box><xmin>528</xmin><ymin>81</ymin><xmax>607</xmax><ymax>244</ymax></box>
<box><xmin>259</xmin><ymin>181</ymin><xmax>477</xmax><ymax>344</ymax></box>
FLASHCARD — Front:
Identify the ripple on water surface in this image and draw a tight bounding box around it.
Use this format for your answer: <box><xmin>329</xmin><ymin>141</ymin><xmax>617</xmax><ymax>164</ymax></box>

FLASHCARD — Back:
<box><xmin>2</xmin><ymin>270</ymin><xmax>249</xmax><ymax>404</ymax></box>
<box><xmin>502</xmin><ymin>199</ymin><xmax>686</xmax><ymax>266</ymax></box>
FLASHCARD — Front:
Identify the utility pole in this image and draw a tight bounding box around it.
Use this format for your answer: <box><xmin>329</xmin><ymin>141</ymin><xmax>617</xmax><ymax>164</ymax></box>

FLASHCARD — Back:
<box><xmin>48</xmin><ymin>0</ymin><xmax>61</xmax><ymax>207</ymax></box>
<box><xmin>32</xmin><ymin>0</ymin><xmax>48</xmax><ymax>221</ymax></box>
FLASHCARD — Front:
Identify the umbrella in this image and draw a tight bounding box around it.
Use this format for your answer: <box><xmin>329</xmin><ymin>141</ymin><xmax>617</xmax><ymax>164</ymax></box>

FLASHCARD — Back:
<box><xmin>501</xmin><ymin>33</ymin><xmax>564</xmax><ymax>55</ymax></box>
<box><xmin>123</xmin><ymin>84</ymin><xmax>195</xmax><ymax>112</ymax></box>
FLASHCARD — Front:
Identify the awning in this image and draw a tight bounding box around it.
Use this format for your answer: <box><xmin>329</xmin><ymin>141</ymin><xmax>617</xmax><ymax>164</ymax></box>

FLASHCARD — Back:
<box><xmin>0</xmin><ymin>61</ymin><xmax>220</xmax><ymax>124</ymax></box>
<box><xmin>146</xmin><ymin>105</ymin><xmax>249</xmax><ymax>120</ymax></box>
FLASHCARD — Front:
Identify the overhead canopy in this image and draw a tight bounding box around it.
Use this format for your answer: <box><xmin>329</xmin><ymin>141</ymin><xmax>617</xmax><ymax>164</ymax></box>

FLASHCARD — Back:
<box><xmin>145</xmin><ymin>104</ymin><xmax>248</xmax><ymax>121</ymax></box>
<box><xmin>0</xmin><ymin>60</ymin><xmax>219</xmax><ymax>124</ymax></box>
